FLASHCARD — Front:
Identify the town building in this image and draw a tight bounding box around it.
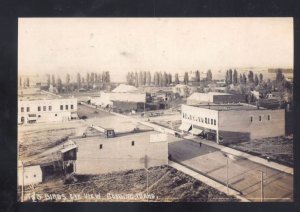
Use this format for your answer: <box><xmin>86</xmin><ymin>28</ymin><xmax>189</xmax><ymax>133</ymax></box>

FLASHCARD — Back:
<box><xmin>18</xmin><ymin>163</ymin><xmax>43</xmax><ymax>186</ymax></box>
<box><xmin>74</xmin><ymin>131</ymin><xmax>168</xmax><ymax>174</ymax></box>
<box><xmin>18</xmin><ymin>95</ymin><xmax>78</xmax><ymax>124</ymax></box>
<box><xmin>90</xmin><ymin>84</ymin><xmax>146</xmax><ymax>113</ymax></box>
<box><xmin>180</xmin><ymin>103</ymin><xmax>285</xmax><ymax>144</ymax></box>
<box><xmin>187</xmin><ymin>92</ymin><xmax>245</xmax><ymax>105</ymax></box>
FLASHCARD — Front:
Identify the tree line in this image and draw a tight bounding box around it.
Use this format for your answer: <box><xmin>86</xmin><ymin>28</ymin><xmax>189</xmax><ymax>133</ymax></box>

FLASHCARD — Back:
<box><xmin>225</xmin><ymin>69</ymin><xmax>263</xmax><ymax>86</ymax></box>
<box><xmin>126</xmin><ymin>70</ymin><xmax>213</xmax><ymax>87</ymax></box>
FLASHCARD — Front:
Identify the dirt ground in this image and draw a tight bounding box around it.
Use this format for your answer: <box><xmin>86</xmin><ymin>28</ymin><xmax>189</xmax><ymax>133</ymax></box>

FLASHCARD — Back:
<box><xmin>20</xmin><ymin>165</ymin><xmax>238</xmax><ymax>202</ymax></box>
<box><xmin>227</xmin><ymin>135</ymin><xmax>293</xmax><ymax>167</ymax></box>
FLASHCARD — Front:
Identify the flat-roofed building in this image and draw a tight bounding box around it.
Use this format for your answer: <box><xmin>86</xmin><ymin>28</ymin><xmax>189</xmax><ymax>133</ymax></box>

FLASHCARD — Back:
<box><xmin>18</xmin><ymin>96</ymin><xmax>78</xmax><ymax>124</ymax></box>
<box><xmin>187</xmin><ymin>92</ymin><xmax>245</xmax><ymax>105</ymax></box>
<box><xmin>75</xmin><ymin>131</ymin><xmax>168</xmax><ymax>174</ymax></box>
<box><xmin>180</xmin><ymin>103</ymin><xmax>285</xmax><ymax>144</ymax></box>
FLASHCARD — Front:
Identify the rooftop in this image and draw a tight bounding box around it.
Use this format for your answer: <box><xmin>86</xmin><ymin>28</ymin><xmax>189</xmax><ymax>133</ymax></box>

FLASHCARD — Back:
<box><xmin>185</xmin><ymin>103</ymin><xmax>266</xmax><ymax>111</ymax></box>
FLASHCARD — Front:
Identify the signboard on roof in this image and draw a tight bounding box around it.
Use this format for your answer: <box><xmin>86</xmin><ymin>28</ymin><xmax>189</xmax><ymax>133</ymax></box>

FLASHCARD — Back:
<box><xmin>150</xmin><ymin>133</ymin><xmax>168</xmax><ymax>143</ymax></box>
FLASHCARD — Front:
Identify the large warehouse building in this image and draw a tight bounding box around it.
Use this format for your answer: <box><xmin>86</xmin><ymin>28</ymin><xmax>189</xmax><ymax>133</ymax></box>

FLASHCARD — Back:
<box><xmin>18</xmin><ymin>96</ymin><xmax>78</xmax><ymax>124</ymax></box>
<box><xmin>187</xmin><ymin>92</ymin><xmax>245</xmax><ymax>105</ymax></box>
<box><xmin>180</xmin><ymin>103</ymin><xmax>285</xmax><ymax>144</ymax></box>
<box><xmin>75</xmin><ymin>131</ymin><xmax>168</xmax><ymax>174</ymax></box>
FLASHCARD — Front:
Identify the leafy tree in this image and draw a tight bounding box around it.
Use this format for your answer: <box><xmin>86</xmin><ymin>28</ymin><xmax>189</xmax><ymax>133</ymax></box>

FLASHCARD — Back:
<box><xmin>46</xmin><ymin>74</ymin><xmax>51</xmax><ymax>87</ymax></box>
<box><xmin>254</xmin><ymin>74</ymin><xmax>259</xmax><ymax>86</ymax></box>
<box><xmin>276</xmin><ymin>69</ymin><xmax>285</xmax><ymax>82</ymax></box>
<box><xmin>248</xmin><ymin>70</ymin><xmax>254</xmax><ymax>83</ymax></box>
<box><xmin>206</xmin><ymin>70</ymin><xmax>212</xmax><ymax>82</ymax></box>
<box><xmin>134</xmin><ymin>72</ymin><xmax>139</xmax><ymax>87</ymax></box>
<box><xmin>77</xmin><ymin>73</ymin><xmax>81</xmax><ymax>88</ymax></box>
<box><xmin>168</xmin><ymin>73</ymin><xmax>172</xmax><ymax>85</ymax></box>
<box><xmin>239</xmin><ymin>73</ymin><xmax>243</xmax><ymax>84</ymax></box>
<box><xmin>56</xmin><ymin>76</ymin><xmax>62</xmax><ymax>93</ymax></box>
<box><xmin>195</xmin><ymin>70</ymin><xmax>200</xmax><ymax>84</ymax></box>
<box><xmin>242</xmin><ymin>73</ymin><xmax>247</xmax><ymax>84</ymax></box>
<box><xmin>233</xmin><ymin>69</ymin><xmax>238</xmax><ymax>84</ymax></box>
<box><xmin>174</xmin><ymin>73</ymin><xmax>179</xmax><ymax>84</ymax></box>
<box><xmin>259</xmin><ymin>73</ymin><xmax>263</xmax><ymax>83</ymax></box>
<box><xmin>184</xmin><ymin>72</ymin><xmax>189</xmax><ymax>85</ymax></box>
<box><xmin>51</xmin><ymin>75</ymin><xmax>55</xmax><ymax>86</ymax></box>
<box><xmin>228</xmin><ymin>69</ymin><xmax>233</xmax><ymax>84</ymax></box>
<box><xmin>146</xmin><ymin>71</ymin><xmax>151</xmax><ymax>86</ymax></box>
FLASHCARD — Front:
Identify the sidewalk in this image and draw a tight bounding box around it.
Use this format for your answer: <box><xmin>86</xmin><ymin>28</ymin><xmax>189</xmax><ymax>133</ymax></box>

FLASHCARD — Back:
<box><xmin>184</xmin><ymin>135</ymin><xmax>293</xmax><ymax>175</ymax></box>
<box><xmin>168</xmin><ymin>161</ymin><xmax>249</xmax><ymax>202</ymax></box>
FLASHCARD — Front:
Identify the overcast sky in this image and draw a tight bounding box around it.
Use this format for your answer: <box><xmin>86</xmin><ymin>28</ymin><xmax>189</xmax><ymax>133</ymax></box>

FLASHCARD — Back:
<box><xmin>18</xmin><ymin>18</ymin><xmax>293</xmax><ymax>82</ymax></box>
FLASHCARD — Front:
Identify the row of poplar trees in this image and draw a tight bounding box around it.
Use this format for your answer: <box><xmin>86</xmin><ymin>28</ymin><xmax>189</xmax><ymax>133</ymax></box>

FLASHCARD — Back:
<box><xmin>225</xmin><ymin>69</ymin><xmax>263</xmax><ymax>86</ymax></box>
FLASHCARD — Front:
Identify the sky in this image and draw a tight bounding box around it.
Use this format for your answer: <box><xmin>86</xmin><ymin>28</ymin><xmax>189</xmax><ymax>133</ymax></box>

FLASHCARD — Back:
<box><xmin>18</xmin><ymin>18</ymin><xmax>293</xmax><ymax>82</ymax></box>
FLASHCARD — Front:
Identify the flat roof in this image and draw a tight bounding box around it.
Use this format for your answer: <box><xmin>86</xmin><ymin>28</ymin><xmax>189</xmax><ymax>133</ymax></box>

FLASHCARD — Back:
<box><xmin>18</xmin><ymin>94</ymin><xmax>76</xmax><ymax>101</ymax></box>
<box><xmin>185</xmin><ymin>103</ymin><xmax>266</xmax><ymax>111</ymax></box>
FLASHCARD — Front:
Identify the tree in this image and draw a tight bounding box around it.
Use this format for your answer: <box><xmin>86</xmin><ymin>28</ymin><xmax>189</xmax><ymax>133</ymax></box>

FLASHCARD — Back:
<box><xmin>233</xmin><ymin>69</ymin><xmax>238</xmax><ymax>84</ymax></box>
<box><xmin>138</xmin><ymin>71</ymin><xmax>143</xmax><ymax>87</ymax></box>
<box><xmin>259</xmin><ymin>73</ymin><xmax>263</xmax><ymax>83</ymax></box>
<box><xmin>276</xmin><ymin>69</ymin><xmax>285</xmax><ymax>83</ymax></box>
<box><xmin>26</xmin><ymin>77</ymin><xmax>30</xmax><ymax>87</ymax></box>
<box><xmin>159</xmin><ymin>72</ymin><xmax>163</xmax><ymax>86</ymax></box>
<box><xmin>134</xmin><ymin>72</ymin><xmax>139</xmax><ymax>87</ymax></box>
<box><xmin>248</xmin><ymin>70</ymin><xmax>254</xmax><ymax>83</ymax></box>
<box><xmin>195</xmin><ymin>70</ymin><xmax>200</xmax><ymax>84</ymax></box>
<box><xmin>184</xmin><ymin>72</ymin><xmax>189</xmax><ymax>85</ymax></box>
<box><xmin>168</xmin><ymin>73</ymin><xmax>172</xmax><ymax>85</ymax></box>
<box><xmin>86</xmin><ymin>73</ymin><xmax>90</xmax><ymax>88</ymax></box>
<box><xmin>57</xmin><ymin>76</ymin><xmax>62</xmax><ymax>93</ymax></box>
<box><xmin>77</xmin><ymin>73</ymin><xmax>81</xmax><ymax>88</ymax></box>
<box><xmin>126</xmin><ymin>72</ymin><xmax>134</xmax><ymax>85</ymax></box>
<box><xmin>65</xmin><ymin>74</ymin><xmax>70</xmax><ymax>92</ymax></box>
<box><xmin>206</xmin><ymin>70</ymin><xmax>212</xmax><ymax>82</ymax></box>
<box><xmin>225</xmin><ymin>70</ymin><xmax>229</xmax><ymax>85</ymax></box>
<box><xmin>239</xmin><ymin>73</ymin><xmax>243</xmax><ymax>84</ymax></box>
<box><xmin>175</xmin><ymin>73</ymin><xmax>179</xmax><ymax>84</ymax></box>
<box><xmin>146</xmin><ymin>71</ymin><xmax>151</xmax><ymax>86</ymax></box>
<box><xmin>242</xmin><ymin>73</ymin><xmax>247</xmax><ymax>84</ymax></box>
<box><xmin>90</xmin><ymin>72</ymin><xmax>95</xmax><ymax>84</ymax></box>
<box><xmin>51</xmin><ymin>75</ymin><xmax>56</xmax><ymax>86</ymax></box>
<box><xmin>46</xmin><ymin>74</ymin><xmax>50</xmax><ymax>87</ymax></box>
<box><xmin>163</xmin><ymin>72</ymin><xmax>168</xmax><ymax>86</ymax></box>
<box><xmin>228</xmin><ymin>69</ymin><xmax>233</xmax><ymax>84</ymax></box>
<box><xmin>254</xmin><ymin>74</ymin><xmax>259</xmax><ymax>86</ymax></box>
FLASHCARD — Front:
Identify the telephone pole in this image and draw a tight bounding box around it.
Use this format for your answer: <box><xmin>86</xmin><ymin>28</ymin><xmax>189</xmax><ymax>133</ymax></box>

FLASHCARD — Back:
<box><xmin>258</xmin><ymin>170</ymin><xmax>264</xmax><ymax>202</ymax></box>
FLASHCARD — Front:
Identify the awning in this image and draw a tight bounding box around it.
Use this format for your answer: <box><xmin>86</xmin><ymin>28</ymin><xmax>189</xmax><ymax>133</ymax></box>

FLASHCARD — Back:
<box><xmin>179</xmin><ymin>123</ymin><xmax>192</xmax><ymax>131</ymax></box>
<box><xmin>190</xmin><ymin>128</ymin><xmax>203</xmax><ymax>135</ymax></box>
<box><xmin>71</xmin><ymin>114</ymin><xmax>78</xmax><ymax>118</ymax></box>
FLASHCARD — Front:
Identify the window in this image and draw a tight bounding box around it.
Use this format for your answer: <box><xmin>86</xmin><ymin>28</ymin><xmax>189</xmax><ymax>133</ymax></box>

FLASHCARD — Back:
<box><xmin>65</xmin><ymin>105</ymin><xmax>68</xmax><ymax>110</ymax></box>
<box><xmin>38</xmin><ymin>106</ymin><xmax>41</xmax><ymax>111</ymax></box>
<box><xmin>49</xmin><ymin>106</ymin><xmax>52</xmax><ymax>111</ymax></box>
<box><xmin>259</xmin><ymin>116</ymin><xmax>262</xmax><ymax>122</ymax></box>
<box><xmin>55</xmin><ymin>114</ymin><xmax>57</xmax><ymax>116</ymax></box>
<box><xmin>131</xmin><ymin>141</ymin><xmax>135</xmax><ymax>146</ymax></box>
<box><xmin>205</xmin><ymin>118</ymin><xmax>207</xmax><ymax>124</ymax></box>
<box><xmin>60</xmin><ymin>105</ymin><xmax>63</xmax><ymax>110</ymax></box>
<box><xmin>214</xmin><ymin>119</ymin><xmax>216</xmax><ymax>125</ymax></box>
<box><xmin>21</xmin><ymin>107</ymin><xmax>24</xmax><ymax>112</ymax></box>
<box><xmin>33</xmin><ymin>174</ymin><xmax>36</xmax><ymax>178</ymax></box>
<box><xmin>267</xmin><ymin>115</ymin><xmax>271</xmax><ymax>121</ymax></box>
<box><xmin>250</xmin><ymin>116</ymin><xmax>253</xmax><ymax>122</ymax></box>
<box><xmin>211</xmin><ymin>119</ymin><xmax>213</xmax><ymax>125</ymax></box>
<box><xmin>99</xmin><ymin>144</ymin><xmax>103</xmax><ymax>149</ymax></box>
<box><xmin>43</xmin><ymin>106</ymin><xmax>46</xmax><ymax>111</ymax></box>
<box><xmin>38</xmin><ymin>115</ymin><xmax>41</xmax><ymax>117</ymax></box>
<box><xmin>71</xmin><ymin>105</ymin><xmax>74</xmax><ymax>110</ymax></box>
<box><xmin>26</xmin><ymin>107</ymin><xmax>30</xmax><ymax>112</ymax></box>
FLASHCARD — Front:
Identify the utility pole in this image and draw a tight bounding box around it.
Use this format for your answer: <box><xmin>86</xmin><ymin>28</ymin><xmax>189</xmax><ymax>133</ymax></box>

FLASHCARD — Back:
<box><xmin>226</xmin><ymin>157</ymin><xmax>229</xmax><ymax>194</ymax></box>
<box><xmin>259</xmin><ymin>170</ymin><xmax>264</xmax><ymax>202</ymax></box>
<box><xmin>144</xmin><ymin>154</ymin><xmax>149</xmax><ymax>202</ymax></box>
<box><xmin>21</xmin><ymin>161</ymin><xmax>24</xmax><ymax>202</ymax></box>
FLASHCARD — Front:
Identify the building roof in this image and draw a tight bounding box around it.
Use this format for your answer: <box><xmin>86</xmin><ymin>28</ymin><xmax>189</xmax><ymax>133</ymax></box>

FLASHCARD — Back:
<box><xmin>112</xmin><ymin>84</ymin><xmax>139</xmax><ymax>93</ymax></box>
<box><xmin>184</xmin><ymin>103</ymin><xmax>266</xmax><ymax>111</ymax></box>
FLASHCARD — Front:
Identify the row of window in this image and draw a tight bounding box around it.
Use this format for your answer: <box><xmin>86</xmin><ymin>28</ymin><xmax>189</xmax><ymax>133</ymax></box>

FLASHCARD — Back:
<box><xmin>250</xmin><ymin>115</ymin><xmax>271</xmax><ymax>122</ymax></box>
<box><xmin>99</xmin><ymin>141</ymin><xmax>135</xmax><ymax>149</ymax></box>
<box><xmin>20</xmin><ymin>105</ymin><xmax>74</xmax><ymax>112</ymax></box>
<box><xmin>182</xmin><ymin>113</ymin><xmax>217</xmax><ymax>126</ymax></box>
<box><xmin>60</xmin><ymin>105</ymin><xmax>74</xmax><ymax>111</ymax></box>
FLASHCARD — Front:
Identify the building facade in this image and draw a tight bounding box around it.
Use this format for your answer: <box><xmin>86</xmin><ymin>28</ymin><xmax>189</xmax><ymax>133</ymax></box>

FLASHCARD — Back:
<box><xmin>18</xmin><ymin>98</ymin><xmax>78</xmax><ymax>124</ymax></box>
<box><xmin>187</xmin><ymin>92</ymin><xmax>245</xmax><ymax>105</ymax></box>
<box><xmin>75</xmin><ymin>131</ymin><xmax>168</xmax><ymax>174</ymax></box>
<box><xmin>181</xmin><ymin>104</ymin><xmax>285</xmax><ymax>144</ymax></box>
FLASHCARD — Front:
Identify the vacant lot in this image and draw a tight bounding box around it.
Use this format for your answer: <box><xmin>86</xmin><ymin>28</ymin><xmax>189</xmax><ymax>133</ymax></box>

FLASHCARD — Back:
<box><xmin>227</xmin><ymin>136</ymin><xmax>293</xmax><ymax>167</ymax></box>
<box><xmin>21</xmin><ymin>165</ymin><xmax>238</xmax><ymax>202</ymax></box>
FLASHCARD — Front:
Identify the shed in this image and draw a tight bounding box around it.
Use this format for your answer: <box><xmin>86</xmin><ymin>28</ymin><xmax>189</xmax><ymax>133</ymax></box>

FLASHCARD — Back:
<box><xmin>18</xmin><ymin>165</ymin><xmax>42</xmax><ymax>186</ymax></box>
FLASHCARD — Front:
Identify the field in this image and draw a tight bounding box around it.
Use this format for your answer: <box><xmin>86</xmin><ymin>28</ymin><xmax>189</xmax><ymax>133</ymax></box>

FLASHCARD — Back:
<box><xmin>20</xmin><ymin>165</ymin><xmax>238</xmax><ymax>202</ymax></box>
<box><xmin>227</xmin><ymin>136</ymin><xmax>293</xmax><ymax>167</ymax></box>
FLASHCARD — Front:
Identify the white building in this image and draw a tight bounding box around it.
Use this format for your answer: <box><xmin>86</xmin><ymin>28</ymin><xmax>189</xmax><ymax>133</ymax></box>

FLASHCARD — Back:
<box><xmin>18</xmin><ymin>164</ymin><xmax>42</xmax><ymax>186</ymax></box>
<box><xmin>18</xmin><ymin>97</ymin><xmax>78</xmax><ymax>124</ymax></box>
<box><xmin>180</xmin><ymin>103</ymin><xmax>285</xmax><ymax>144</ymax></box>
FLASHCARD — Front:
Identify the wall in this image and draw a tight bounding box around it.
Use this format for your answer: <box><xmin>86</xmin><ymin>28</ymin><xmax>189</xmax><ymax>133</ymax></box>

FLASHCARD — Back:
<box><xmin>218</xmin><ymin>109</ymin><xmax>285</xmax><ymax>143</ymax></box>
<box><xmin>75</xmin><ymin>132</ymin><xmax>168</xmax><ymax>174</ymax></box>
<box><xmin>18</xmin><ymin>166</ymin><xmax>43</xmax><ymax>186</ymax></box>
<box><xmin>181</xmin><ymin>104</ymin><xmax>218</xmax><ymax>131</ymax></box>
<box><xmin>112</xmin><ymin>101</ymin><xmax>144</xmax><ymax>113</ymax></box>
<box><xmin>213</xmin><ymin>94</ymin><xmax>246</xmax><ymax>104</ymax></box>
